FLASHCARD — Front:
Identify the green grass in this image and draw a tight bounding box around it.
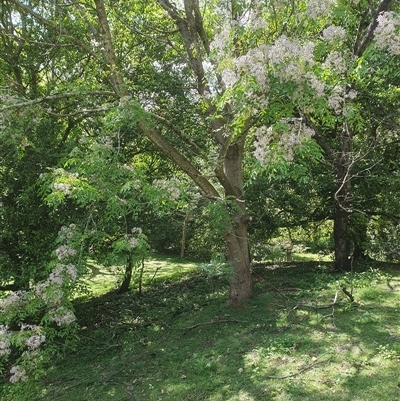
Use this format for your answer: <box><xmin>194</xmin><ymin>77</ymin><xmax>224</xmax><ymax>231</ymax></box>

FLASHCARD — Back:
<box><xmin>80</xmin><ymin>255</ymin><xmax>200</xmax><ymax>296</ymax></box>
<box><xmin>2</xmin><ymin>257</ymin><xmax>400</xmax><ymax>401</ymax></box>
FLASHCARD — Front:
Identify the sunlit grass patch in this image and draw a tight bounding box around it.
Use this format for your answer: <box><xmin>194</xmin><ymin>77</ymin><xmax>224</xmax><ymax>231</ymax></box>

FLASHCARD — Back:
<box><xmin>78</xmin><ymin>254</ymin><xmax>200</xmax><ymax>298</ymax></box>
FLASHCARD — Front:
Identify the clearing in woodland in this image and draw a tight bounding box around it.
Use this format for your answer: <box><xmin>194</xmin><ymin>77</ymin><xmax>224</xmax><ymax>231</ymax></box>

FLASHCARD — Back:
<box><xmin>2</xmin><ymin>256</ymin><xmax>400</xmax><ymax>401</ymax></box>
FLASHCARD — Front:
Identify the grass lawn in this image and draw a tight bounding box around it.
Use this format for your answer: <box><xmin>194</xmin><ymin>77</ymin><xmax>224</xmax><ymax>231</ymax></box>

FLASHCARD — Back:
<box><xmin>2</xmin><ymin>256</ymin><xmax>400</xmax><ymax>401</ymax></box>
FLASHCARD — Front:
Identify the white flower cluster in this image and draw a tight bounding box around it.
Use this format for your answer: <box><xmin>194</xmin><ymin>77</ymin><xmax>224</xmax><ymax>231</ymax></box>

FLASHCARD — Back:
<box><xmin>124</xmin><ymin>227</ymin><xmax>143</xmax><ymax>249</ymax></box>
<box><xmin>374</xmin><ymin>11</ymin><xmax>400</xmax><ymax>55</ymax></box>
<box><xmin>306</xmin><ymin>72</ymin><xmax>326</xmax><ymax>98</ymax></box>
<box><xmin>323</xmin><ymin>25</ymin><xmax>346</xmax><ymax>42</ymax></box>
<box><xmin>253</xmin><ymin>119</ymin><xmax>315</xmax><ymax>164</ymax></box>
<box><xmin>278</xmin><ymin>119</ymin><xmax>315</xmax><ymax>161</ymax></box>
<box><xmin>153</xmin><ymin>178</ymin><xmax>181</xmax><ymax>201</ymax></box>
<box><xmin>328</xmin><ymin>86</ymin><xmax>344</xmax><ymax>114</ymax></box>
<box><xmin>235</xmin><ymin>45</ymin><xmax>269</xmax><ymax>88</ymax></box>
<box><xmin>21</xmin><ymin>325</ymin><xmax>46</xmax><ymax>351</ymax></box>
<box><xmin>53</xmin><ymin>182</ymin><xmax>71</xmax><ymax>195</ymax></box>
<box><xmin>1</xmin><ymin>236</ymin><xmax>79</xmax><ymax>383</ymax></box>
<box><xmin>221</xmin><ymin>68</ymin><xmax>239</xmax><ymax>88</ymax></box>
<box><xmin>19</xmin><ymin>324</ymin><xmax>37</xmax><ymax>332</ymax></box>
<box><xmin>246</xmin><ymin>9</ymin><xmax>267</xmax><ymax>30</ymax></box>
<box><xmin>327</xmin><ymin>86</ymin><xmax>357</xmax><ymax>114</ymax></box>
<box><xmin>0</xmin><ymin>290</ymin><xmax>27</xmax><ymax>311</ymax></box>
<box><xmin>267</xmin><ymin>36</ymin><xmax>325</xmax><ymax>96</ymax></box>
<box><xmin>210</xmin><ymin>26</ymin><xmax>231</xmax><ymax>55</ymax></box>
<box><xmin>323</xmin><ymin>50</ymin><xmax>348</xmax><ymax>75</ymax></box>
<box><xmin>55</xmin><ymin>244</ymin><xmax>77</xmax><ymax>260</ymax></box>
<box><xmin>59</xmin><ymin>224</ymin><xmax>76</xmax><ymax>241</ymax></box>
<box><xmin>49</xmin><ymin>307</ymin><xmax>76</xmax><ymax>326</ymax></box>
<box><xmin>225</xmin><ymin>35</ymin><xmax>325</xmax><ymax>104</ymax></box>
<box><xmin>0</xmin><ymin>325</ymin><xmax>11</xmax><ymax>356</ymax></box>
<box><xmin>34</xmin><ymin>263</ymin><xmax>78</xmax><ymax>302</ymax></box>
<box><xmin>26</xmin><ymin>334</ymin><xmax>46</xmax><ymax>350</ymax></box>
<box><xmin>49</xmin><ymin>264</ymin><xmax>77</xmax><ymax>283</ymax></box>
<box><xmin>253</xmin><ymin>126</ymin><xmax>273</xmax><ymax>165</ymax></box>
<box><xmin>306</xmin><ymin>0</ymin><xmax>336</xmax><ymax>20</ymax></box>
<box><xmin>268</xmin><ymin>36</ymin><xmax>315</xmax><ymax>79</ymax></box>
<box><xmin>9</xmin><ymin>365</ymin><xmax>27</xmax><ymax>383</ymax></box>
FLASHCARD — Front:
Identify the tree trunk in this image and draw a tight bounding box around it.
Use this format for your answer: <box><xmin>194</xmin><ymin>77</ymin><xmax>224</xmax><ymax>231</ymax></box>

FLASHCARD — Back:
<box><xmin>223</xmin><ymin>143</ymin><xmax>253</xmax><ymax>306</ymax></box>
<box><xmin>181</xmin><ymin>214</ymin><xmax>189</xmax><ymax>258</ymax></box>
<box><xmin>138</xmin><ymin>258</ymin><xmax>145</xmax><ymax>296</ymax></box>
<box><xmin>333</xmin><ymin>125</ymin><xmax>352</xmax><ymax>271</ymax></box>
<box><xmin>117</xmin><ymin>252</ymin><xmax>133</xmax><ymax>294</ymax></box>
<box><xmin>334</xmin><ymin>203</ymin><xmax>350</xmax><ymax>271</ymax></box>
<box><xmin>226</xmin><ymin>216</ymin><xmax>252</xmax><ymax>306</ymax></box>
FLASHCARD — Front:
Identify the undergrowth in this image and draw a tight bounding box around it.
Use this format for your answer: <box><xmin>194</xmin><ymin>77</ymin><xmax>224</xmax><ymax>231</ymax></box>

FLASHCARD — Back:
<box><xmin>2</xmin><ymin>259</ymin><xmax>400</xmax><ymax>401</ymax></box>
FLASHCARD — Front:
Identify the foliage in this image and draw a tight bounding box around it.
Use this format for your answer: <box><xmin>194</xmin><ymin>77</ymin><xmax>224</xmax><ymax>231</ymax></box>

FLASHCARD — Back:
<box><xmin>199</xmin><ymin>252</ymin><xmax>234</xmax><ymax>280</ymax></box>
<box><xmin>331</xmin><ymin>267</ymin><xmax>393</xmax><ymax>302</ymax></box>
<box><xmin>0</xmin><ymin>225</ymin><xmax>81</xmax><ymax>383</ymax></box>
<box><xmin>368</xmin><ymin>218</ymin><xmax>400</xmax><ymax>261</ymax></box>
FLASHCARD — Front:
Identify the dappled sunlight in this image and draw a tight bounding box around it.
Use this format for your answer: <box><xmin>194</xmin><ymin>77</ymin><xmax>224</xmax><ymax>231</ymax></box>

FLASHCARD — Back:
<box><xmin>226</xmin><ymin>390</ymin><xmax>255</xmax><ymax>401</ymax></box>
<box><xmin>4</xmin><ymin>261</ymin><xmax>400</xmax><ymax>400</ymax></box>
<box><xmin>76</xmin><ymin>255</ymin><xmax>200</xmax><ymax>298</ymax></box>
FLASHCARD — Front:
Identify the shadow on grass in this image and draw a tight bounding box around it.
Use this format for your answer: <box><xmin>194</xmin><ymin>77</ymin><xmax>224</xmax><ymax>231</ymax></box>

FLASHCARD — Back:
<box><xmin>3</xmin><ymin>261</ymin><xmax>400</xmax><ymax>401</ymax></box>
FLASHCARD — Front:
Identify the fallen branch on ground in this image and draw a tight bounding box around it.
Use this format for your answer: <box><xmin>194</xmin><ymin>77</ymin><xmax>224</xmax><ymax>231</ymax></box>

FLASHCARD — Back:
<box><xmin>265</xmin><ymin>354</ymin><xmax>333</xmax><ymax>379</ymax></box>
<box><xmin>295</xmin><ymin>290</ymin><xmax>341</xmax><ymax>310</ymax></box>
<box><xmin>182</xmin><ymin>319</ymin><xmax>244</xmax><ymax>332</ymax></box>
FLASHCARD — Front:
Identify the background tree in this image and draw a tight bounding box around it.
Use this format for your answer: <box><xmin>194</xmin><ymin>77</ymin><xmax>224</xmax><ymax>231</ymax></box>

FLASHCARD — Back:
<box><xmin>245</xmin><ymin>0</ymin><xmax>400</xmax><ymax>270</ymax></box>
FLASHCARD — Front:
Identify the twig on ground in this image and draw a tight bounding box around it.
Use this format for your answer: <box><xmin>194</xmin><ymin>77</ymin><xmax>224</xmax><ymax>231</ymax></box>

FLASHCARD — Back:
<box><xmin>265</xmin><ymin>354</ymin><xmax>332</xmax><ymax>379</ymax></box>
<box><xmin>295</xmin><ymin>290</ymin><xmax>341</xmax><ymax>311</ymax></box>
<box><xmin>182</xmin><ymin>318</ymin><xmax>244</xmax><ymax>332</ymax></box>
<box><xmin>123</xmin><ymin>380</ymin><xmax>139</xmax><ymax>401</ymax></box>
<box><xmin>318</xmin><ymin>290</ymin><xmax>339</xmax><ymax>325</ymax></box>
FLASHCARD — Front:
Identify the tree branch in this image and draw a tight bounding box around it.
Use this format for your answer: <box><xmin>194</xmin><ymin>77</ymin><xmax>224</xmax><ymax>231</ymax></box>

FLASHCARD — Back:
<box><xmin>150</xmin><ymin>112</ymin><xmax>208</xmax><ymax>158</ymax></box>
<box><xmin>6</xmin><ymin>0</ymin><xmax>99</xmax><ymax>59</ymax></box>
<box><xmin>94</xmin><ymin>0</ymin><xmax>129</xmax><ymax>96</ymax></box>
<box><xmin>157</xmin><ymin>0</ymin><xmax>208</xmax><ymax>95</ymax></box>
<box><xmin>0</xmin><ymin>91</ymin><xmax>116</xmax><ymax>111</ymax></box>
<box><xmin>137</xmin><ymin>119</ymin><xmax>220</xmax><ymax>199</ymax></box>
<box><xmin>353</xmin><ymin>0</ymin><xmax>395</xmax><ymax>57</ymax></box>
<box><xmin>93</xmin><ymin>0</ymin><xmax>220</xmax><ymax>199</ymax></box>
<box><xmin>302</xmin><ymin>114</ymin><xmax>335</xmax><ymax>162</ymax></box>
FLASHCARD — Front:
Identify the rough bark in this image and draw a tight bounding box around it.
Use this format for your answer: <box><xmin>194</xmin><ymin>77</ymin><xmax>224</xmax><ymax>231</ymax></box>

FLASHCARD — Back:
<box><xmin>333</xmin><ymin>125</ymin><xmax>352</xmax><ymax>271</ymax></box>
<box><xmin>226</xmin><ymin>217</ymin><xmax>252</xmax><ymax>306</ymax></box>
<box><xmin>223</xmin><ymin>142</ymin><xmax>253</xmax><ymax>306</ymax></box>
<box><xmin>333</xmin><ymin>203</ymin><xmax>350</xmax><ymax>271</ymax></box>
